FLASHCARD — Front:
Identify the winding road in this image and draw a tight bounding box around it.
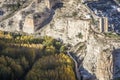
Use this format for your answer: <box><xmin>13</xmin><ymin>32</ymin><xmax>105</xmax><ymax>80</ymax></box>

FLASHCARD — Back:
<box><xmin>67</xmin><ymin>52</ymin><xmax>81</xmax><ymax>80</ymax></box>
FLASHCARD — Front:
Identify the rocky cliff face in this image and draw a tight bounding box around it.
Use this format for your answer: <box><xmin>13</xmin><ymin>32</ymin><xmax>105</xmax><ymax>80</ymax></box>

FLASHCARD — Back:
<box><xmin>75</xmin><ymin>33</ymin><xmax>120</xmax><ymax>80</ymax></box>
<box><xmin>0</xmin><ymin>0</ymin><xmax>54</xmax><ymax>33</ymax></box>
<box><xmin>76</xmin><ymin>34</ymin><xmax>113</xmax><ymax>80</ymax></box>
<box><xmin>39</xmin><ymin>0</ymin><xmax>91</xmax><ymax>45</ymax></box>
<box><xmin>0</xmin><ymin>0</ymin><xmax>120</xmax><ymax>80</ymax></box>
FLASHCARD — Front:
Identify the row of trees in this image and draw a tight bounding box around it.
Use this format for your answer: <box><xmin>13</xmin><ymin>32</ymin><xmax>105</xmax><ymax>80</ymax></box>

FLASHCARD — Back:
<box><xmin>0</xmin><ymin>31</ymin><xmax>76</xmax><ymax>80</ymax></box>
<box><xmin>26</xmin><ymin>54</ymin><xmax>76</xmax><ymax>80</ymax></box>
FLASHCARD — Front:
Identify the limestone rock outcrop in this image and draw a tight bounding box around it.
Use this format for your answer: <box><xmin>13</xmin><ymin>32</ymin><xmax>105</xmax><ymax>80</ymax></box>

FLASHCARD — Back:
<box><xmin>76</xmin><ymin>33</ymin><xmax>120</xmax><ymax>80</ymax></box>
<box><xmin>0</xmin><ymin>0</ymin><xmax>61</xmax><ymax>33</ymax></box>
<box><xmin>86</xmin><ymin>36</ymin><xmax>113</xmax><ymax>80</ymax></box>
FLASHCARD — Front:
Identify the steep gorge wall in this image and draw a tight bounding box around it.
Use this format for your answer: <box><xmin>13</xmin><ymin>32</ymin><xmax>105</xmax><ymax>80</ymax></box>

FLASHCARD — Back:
<box><xmin>76</xmin><ymin>34</ymin><xmax>120</xmax><ymax>80</ymax></box>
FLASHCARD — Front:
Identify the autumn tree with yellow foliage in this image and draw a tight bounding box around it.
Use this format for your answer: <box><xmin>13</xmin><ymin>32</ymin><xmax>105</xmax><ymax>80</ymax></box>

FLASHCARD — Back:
<box><xmin>0</xmin><ymin>31</ymin><xmax>76</xmax><ymax>80</ymax></box>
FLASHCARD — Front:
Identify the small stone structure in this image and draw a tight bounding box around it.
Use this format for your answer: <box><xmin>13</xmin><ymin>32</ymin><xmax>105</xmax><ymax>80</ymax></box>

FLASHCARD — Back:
<box><xmin>45</xmin><ymin>0</ymin><xmax>61</xmax><ymax>9</ymax></box>
<box><xmin>99</xmin><ymin>17</ymin><xmax>108</xmax><ymax>33</ymax></box>
<box><xmin>23</xmin><ymin>14</ymin><xmax>34</xmax><ymax>33</ymax></box>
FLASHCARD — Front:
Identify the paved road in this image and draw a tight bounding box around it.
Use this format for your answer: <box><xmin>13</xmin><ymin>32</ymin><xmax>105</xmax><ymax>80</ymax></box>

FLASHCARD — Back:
<box><xmin>67</xmin><ymin>52</ymin><xmax>81</xmax><ymax>80</ymax></box>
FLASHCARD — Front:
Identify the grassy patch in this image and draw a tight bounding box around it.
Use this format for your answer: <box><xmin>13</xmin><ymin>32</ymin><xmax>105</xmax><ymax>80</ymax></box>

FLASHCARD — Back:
<box><xmin>104</xmin><ymin>32</ymin><xmax>120</xmax><ymax>39</ymax></box>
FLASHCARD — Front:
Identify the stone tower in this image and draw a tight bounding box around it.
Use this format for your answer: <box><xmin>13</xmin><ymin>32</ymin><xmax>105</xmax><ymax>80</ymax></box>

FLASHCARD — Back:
<box><xmin>45</xmin><ymin>0</ymin><xmax>61</xmax><ymax>9</ymax></box>
<box><xmin>99</xmin><ymin>17</ymin><xmax>108</xmax><ymax>33</ymax></box>
<box><xmin>104</xmin><ymin>17</ymin><xmax>108</xmax><ymax>32</ymax></box>
<box><xmin>45</xmin><ymin>0</ymin><xmax>51</xmax><ymax>9</ymax></box>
